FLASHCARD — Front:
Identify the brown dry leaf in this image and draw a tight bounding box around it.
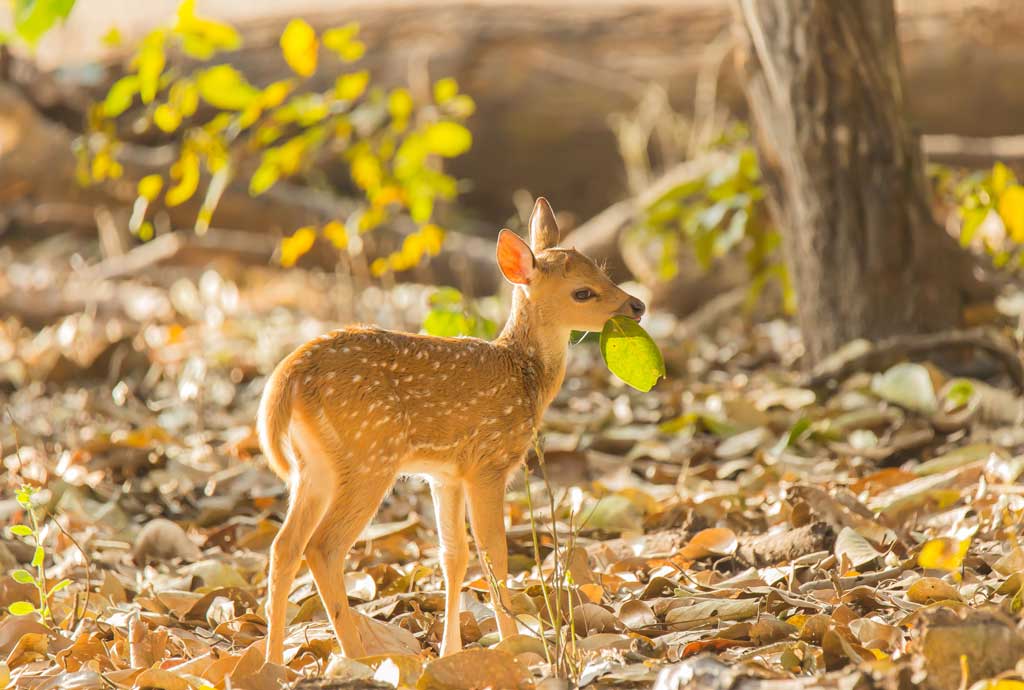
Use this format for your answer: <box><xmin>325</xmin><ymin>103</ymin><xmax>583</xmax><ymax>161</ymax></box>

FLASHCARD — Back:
<box><xmin>354</xmin><ymin>612</ymin><xmax>422</xmax><ymax>655</ymax></box>
<box><xmin>677</xmin><ymin>528</ymin><xmax>739</xmax><ymax>561</ymax></box>
<box><xmin>417</xmin><ymin>649</ymin><xmax>534</xmax><ymax>690</ymax></box>
<box><xmin>681</xmin><ymin>637</ymin><xmax>755</xmax><ymax>658</ymax></box>
<box><xmin>915</xmin><ymin>608</ymin><xmax>1024</xmax><ymax>690</ymax></box>
<box><xmin>834</xmin><ymin>527</ymin><xmax>883</xmax><ymax>568</ymax></box>
<box><xmin>907</xmin><ymin>577</ymin><xmax>962</xmax><ymax>605</ymax></box>
<box><xmin>133</xmin><ymin>518</ymin><xmax>203</xmax><ymax>564</ymax></box>
<box><xmin>133</xmin><ymin>668</ymin><xmax>190</xmax><ymax>690</ymax></box>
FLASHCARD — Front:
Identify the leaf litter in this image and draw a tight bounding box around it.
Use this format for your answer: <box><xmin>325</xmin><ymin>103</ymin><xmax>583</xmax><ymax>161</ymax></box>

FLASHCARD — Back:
<box><xmin>1</xmin><ymin>239</ymin><xmax>1024</xmax><ymax>690</ymax></box>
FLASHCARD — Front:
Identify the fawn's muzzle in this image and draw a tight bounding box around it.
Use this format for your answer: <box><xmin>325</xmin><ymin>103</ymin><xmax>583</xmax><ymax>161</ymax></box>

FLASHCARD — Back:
<box><xmin>622</xmin><ymin>297</ymin><xmax>646</xmax><ymax>321</ymax></box>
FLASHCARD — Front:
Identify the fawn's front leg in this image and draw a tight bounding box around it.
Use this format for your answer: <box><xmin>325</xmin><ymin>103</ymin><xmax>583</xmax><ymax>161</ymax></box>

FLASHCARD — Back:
<box><xmin>431</xmin><ymin>479</ymin><xmax>469</xmax><ymax>656</ymax></box>
<box><xmin>466</xmin><ymin>477</ymin><xmax>518</xmax><ymax>639</ymax></box>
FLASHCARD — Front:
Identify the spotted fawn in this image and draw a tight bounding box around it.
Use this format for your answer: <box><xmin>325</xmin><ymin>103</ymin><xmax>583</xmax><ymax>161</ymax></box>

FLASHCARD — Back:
<box><xmin>258</xmin><ymin>197</ymin><xmax>646</xmax><ymax>662</ymax></box>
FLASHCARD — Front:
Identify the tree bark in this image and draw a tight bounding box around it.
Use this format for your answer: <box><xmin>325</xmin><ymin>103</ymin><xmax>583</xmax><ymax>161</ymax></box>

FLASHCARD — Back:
<box><xmin>732</xmin><ymin>0</ymin><xmax>978</xmax><ymax>365</ymax></box>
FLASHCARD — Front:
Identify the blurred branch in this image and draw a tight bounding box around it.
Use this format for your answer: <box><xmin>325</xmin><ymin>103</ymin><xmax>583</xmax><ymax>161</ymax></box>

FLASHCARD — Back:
<box><xmin>923</xmin><ymin>134</ymin><xmax>1024</xmax><ymax>163</ymax></box>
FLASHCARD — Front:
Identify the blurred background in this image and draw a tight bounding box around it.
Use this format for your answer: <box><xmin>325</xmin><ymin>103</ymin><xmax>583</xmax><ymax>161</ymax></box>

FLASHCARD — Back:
<box><xmin>2</xmin><ymin>1</ymin><xmax>1024</xmax><ymax>683</ymax></box>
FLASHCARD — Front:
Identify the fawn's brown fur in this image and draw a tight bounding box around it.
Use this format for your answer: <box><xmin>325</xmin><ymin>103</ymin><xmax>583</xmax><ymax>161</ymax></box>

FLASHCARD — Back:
<box><xmin>258</xmin><ymin>198</ymin><xmax>645</xmax><ymax>663</ymax></box>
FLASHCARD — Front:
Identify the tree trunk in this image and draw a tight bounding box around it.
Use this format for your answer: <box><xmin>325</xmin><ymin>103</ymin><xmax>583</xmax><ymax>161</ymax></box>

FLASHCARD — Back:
<box><xmin>732</xmin><ymin>0</ymin><xmax>977</xmax><ymax>365</ymax></box>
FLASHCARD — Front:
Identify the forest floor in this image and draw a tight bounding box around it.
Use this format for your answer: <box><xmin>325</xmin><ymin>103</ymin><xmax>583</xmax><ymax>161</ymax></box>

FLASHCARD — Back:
<box><xmin>1</xmin><ymin>235</ymin><xmax>1024</xmax><ymax>690</ymax></box>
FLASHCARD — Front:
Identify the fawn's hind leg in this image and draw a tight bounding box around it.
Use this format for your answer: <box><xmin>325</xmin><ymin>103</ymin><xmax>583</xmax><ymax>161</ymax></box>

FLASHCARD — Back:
<box><xmin>265</xmin><ymin>475</ymin><xmax>331</xmax><ymax>664</ymax></box>
<box><xmin>305</xmin><ymin>467</ymin><xmax>397</xmax><ymax>658</ymax></box>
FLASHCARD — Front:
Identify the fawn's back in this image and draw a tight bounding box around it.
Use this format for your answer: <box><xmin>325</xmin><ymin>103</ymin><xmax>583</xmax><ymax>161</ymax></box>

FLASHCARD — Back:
<box><xmin>263</xmin><ymin>326</ymin><xmax>545</xmax><ymax>483</ymax></box>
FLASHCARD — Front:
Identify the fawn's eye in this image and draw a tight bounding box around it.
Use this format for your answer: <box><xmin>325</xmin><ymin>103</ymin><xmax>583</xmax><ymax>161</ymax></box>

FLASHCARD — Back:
<box><xmin>572</xmin><ymin>288</ymin><xmax>596</xmax><ymax>302</ymax></box>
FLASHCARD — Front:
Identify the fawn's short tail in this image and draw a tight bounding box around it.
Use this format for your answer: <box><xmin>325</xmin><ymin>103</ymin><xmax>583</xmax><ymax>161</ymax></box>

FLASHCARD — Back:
<box><xmin>257</xmin><ymin>358</ymin><xmax>296</xmax><ymax>483</ymax></box>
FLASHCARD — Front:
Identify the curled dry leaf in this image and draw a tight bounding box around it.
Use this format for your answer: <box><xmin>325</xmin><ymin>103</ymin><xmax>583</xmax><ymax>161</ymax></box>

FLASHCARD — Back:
<box><xmin>678</xmin><ymin>528</ymin><xmax>739</xmax><ymax>561</ymax></box>
<box><xmin>132</xmin><ymin>518</ymin><xmax>203</xmax><ymax>564</ymax></box>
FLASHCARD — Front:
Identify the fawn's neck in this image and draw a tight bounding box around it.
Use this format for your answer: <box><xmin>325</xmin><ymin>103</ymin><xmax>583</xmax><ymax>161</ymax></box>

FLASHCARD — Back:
<box><xmin>496</xmin><ymin>287</ymin><xmax>570</xmax><ymax>412</ymax></box>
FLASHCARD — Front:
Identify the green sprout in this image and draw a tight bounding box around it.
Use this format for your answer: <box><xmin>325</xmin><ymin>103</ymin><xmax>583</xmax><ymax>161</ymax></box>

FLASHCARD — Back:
<box><xmin>7</xmin><ymin>486</ymin><xmax>70</xmax><ymax>626</ymax></box>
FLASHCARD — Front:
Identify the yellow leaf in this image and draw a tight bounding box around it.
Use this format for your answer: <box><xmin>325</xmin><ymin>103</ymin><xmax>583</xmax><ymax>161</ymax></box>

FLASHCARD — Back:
<box><xmin>153</xmin><ymin>104</ymin><xmax>181</xmax><ymax>132</ymax></box>
<box><xmin>280</xmin><ymin>19</ymin><xmax>318</xmax><ymax>77</ymax></box>
<box><xmin>918</xmin><ymin>537</ymin><xmax>970</xmax><ymax>572</ymax></box>
<box><xmin>423</xmin><ymin>121</ymin><xmax>472</xmax><ymax>157</ymax></box>
<box><xmin>388</xmin><ymin>88</ymin><xmax>413</xmax><ymax>123</ymax></box>
<box><xmin>992</xmin><ymin>161</ymin><xmax>1012</xmax><ymax>195</ymax></box>
<box><xmin>280</xmin><ymin>226</ymin><xmax>317</xmax><ymax>267</ymax></box>
<box><xmin>137</xmin><ymin>175</ymin><xmax>163</xmax><ymax>201</ymax></box>
<box><xmin>165</xmin><ymin>150</ymin><xmax>200</xmax><ymax>207</ymax></box>
<box><xmin>196</xmin><ymin>65</ymin><xmax>259</xmax><ymax>110</ymax></box>
<box><xmin>323</xmin><ymin>23</ymin><xmax>364</xmax><ymax>62</ymax></box>
<box><xmin>322</xmin><ymin>220</ymin><xmax>348</xmax><ymax>249</ymax></box>
<box><xmin>433</xmin><ymin>77</ymin><xmax>458</xmax><ymax>104</ymax></box>
<box><xmin>351</xmin><ymin>151</ymin><xmax>383</xmax><ymax>192</ymax></box>
<box><xmin>134</xmin><ymin>30</ymin><xmax>167</xmax><ymax>104</ymax></box>
<box><xmin>335</xmin><ymin>71</ymin><xmax>370</xmax><ymax>101</ymax></box>
<box><xmin>973</xmin><ymin>681</ymin><xmax>1024</xmax><ymax>690</ymax></box>
<box><xmin>261</xmin><ymin>80</ymin><xmax>295</xmax><ymax>108</ymax></box>
<box><xmin>169</xmin><ymin>79</ymin><xmax>199</xmax><ymax>117</ymax></box>
<box><xmin>420</xmin><ymin>224</ymin><xmax>444</xmax><ymax>255</ymax></box>
<box><xmin>998</xmin><ymin>185</ymin><xmax>1024</xmax><ymax>242</ymax></box>
<box><xmin>370</xmin><ymin>257</ymin><xmax>389</xmax><ymax>276</ymax></box>
<box><xmin>102</xmin><ymin>26</ymin><xmax>122</xmax><ymax>47</ymax></box>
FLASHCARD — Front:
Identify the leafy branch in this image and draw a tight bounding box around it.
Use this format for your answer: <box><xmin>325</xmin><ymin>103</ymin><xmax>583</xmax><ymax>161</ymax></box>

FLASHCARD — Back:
<box><xmin>78</xmin><ymin>0</ymin><xmax>474</xmax><ymax>275</ymax></box>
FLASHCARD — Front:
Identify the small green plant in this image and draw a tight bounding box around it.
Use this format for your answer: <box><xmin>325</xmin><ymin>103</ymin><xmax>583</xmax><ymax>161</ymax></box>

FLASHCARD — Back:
<box><xmin>633</xmin><ymin>137</ymin><xmax>794</xmax><ymax>312</ymax></box>
<box><xmin>420</xmin><ymin>287</ymin><xmax>497</xmax><ymax>339</ymax></box>
<box><xmin>78</xmin><ymin>0</ymin><xmax>473</xmax><ymax>275</ymax></box>
<box><xmin>8</xmin><ymin>486</ymin><xmax>71</xmax><ymax>626</ymax></box>
<box><xmin>944</xmin><ymin>161</ymin><xmax>1024</xmax><ymax>269</ymax></box>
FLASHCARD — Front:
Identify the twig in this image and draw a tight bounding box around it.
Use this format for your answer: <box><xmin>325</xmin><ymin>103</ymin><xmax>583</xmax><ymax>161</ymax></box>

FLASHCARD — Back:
<box><xmin>50</xmin><ymin>513</ymin><xmax>93</xmax><ymax>631</ymax></box>
<box><xmin>798</xmin><ymin>566</ymin><xmax>905</xmax><ymax>593</ymax></box>
<box><xmin>802</xmin><ymin>328</ymin><xmax>1024</xmax><ymax>393</ymax></box>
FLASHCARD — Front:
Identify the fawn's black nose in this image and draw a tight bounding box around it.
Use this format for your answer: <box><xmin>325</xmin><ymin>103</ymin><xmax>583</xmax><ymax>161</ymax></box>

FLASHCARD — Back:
<box><xmin>628</xmin><ymin>297</ymin><xmax>646</xmax><ymax>319</ymax></box>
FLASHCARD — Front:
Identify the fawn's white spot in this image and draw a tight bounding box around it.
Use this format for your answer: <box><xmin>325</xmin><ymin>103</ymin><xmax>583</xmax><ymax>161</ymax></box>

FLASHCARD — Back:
<box><xmin>353</xmin><ymin>374</ymin><xmax>363</xmax><ymax>383</ymax></box>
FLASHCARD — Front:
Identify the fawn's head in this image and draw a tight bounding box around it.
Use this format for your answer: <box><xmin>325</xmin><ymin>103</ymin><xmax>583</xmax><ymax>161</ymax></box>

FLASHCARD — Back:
<box><xmin>496</xmin><ymin>198</ymin><xmax>645</xmax><ymax>333</ymax></box>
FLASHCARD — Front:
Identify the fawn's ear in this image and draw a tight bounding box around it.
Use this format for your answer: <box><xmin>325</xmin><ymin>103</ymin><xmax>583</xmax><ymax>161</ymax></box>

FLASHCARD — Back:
<box><xmin>496</xmin><ymin>229</ymin><xmax>535</xmax><ymax>285</ymax></box>
<box><xmin>529</xmin><ymin>197</ymin><xmax>560</xmax><ymax>253</ymax></box>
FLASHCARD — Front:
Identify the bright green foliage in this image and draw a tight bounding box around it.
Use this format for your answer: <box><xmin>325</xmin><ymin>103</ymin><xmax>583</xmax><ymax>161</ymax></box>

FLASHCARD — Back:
<box><xmin>78</xmin><ymin>1</ymin><xmax>473</xmax><ymax>273</ymax></box>
<box><xmin>635</xmin><ymin>137</ymin><xmax>794</xmax><ymax>313</ymax></box>
<box><xmin>7</xmin><ymin>486</ymin><xmax>69</xmax><ymax>626</ymax></box>
<box><xmin>599</xmin><ymin>316</ymin><xmax>665</xmax><ymax>392</ymax></box>
<box><xmin>5</xmin><ymin>0</ymin><xmax>75</xmax><ymax>46</ymax></box>
<box><xmin>421</xmin><ymin>287</ymin><xmax>497</xmax><ymax>339</ymax></box>
<box><xmin>943</xmin><ymin>161</ymin><xmax>1024</xmax><ymax>269</ymax></box>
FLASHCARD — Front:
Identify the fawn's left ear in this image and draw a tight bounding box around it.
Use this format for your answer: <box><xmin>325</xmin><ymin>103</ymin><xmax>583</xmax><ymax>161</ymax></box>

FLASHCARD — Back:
<box><xmin>529</xmin><ymin>197</ymin><xmax>560</xmax><ymax>253</ymax></box>
<box><xmin>496</xmin><ymin>229</ymin><xmax>535</xmax><ymax>285</ymax></box>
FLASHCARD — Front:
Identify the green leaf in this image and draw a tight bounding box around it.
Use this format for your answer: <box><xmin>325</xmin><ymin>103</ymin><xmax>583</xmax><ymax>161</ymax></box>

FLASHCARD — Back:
<box><xmin>47</xmin><ymin>579</ymin><xmax>72</xmax><ymax>596</ymax></box>
<box><xmin>11</xmin><ymin>569</ymin><xmax>35</xmax><ymax>585</ymax></box>
<box><xmin>7</xmin><ymin>601</ymin><xmax>36</xmax><ymax>616</ymax></box>
<box><xmin>103</xmin><ymin>75</ymin><xmax>139</xmax><ymax>118</ymax></box>
<box><xmin>249</xmin><ymin>157</ymin><xmax>280</xmax><ymax>196</ymax></box>
<box><xmin>10</xmin><ymin>524</ymin><xmax>33</xmax><ymax>537</ymax></box>
<box><xmin>280</xmin><ymin>19</ymin><xmax>318</xmax><ymax>77</ymax></box>
<box><xmin>959</xmin><ymin>207</ymin><xmax>989</xmax><ymax>247</ymax></box>
<box><xmin>423</xmin><ymin>121</ymin><xmax>472</xmax><ymax>157</ymax></box>
<box><xmin>13</xmin><ymin>0</ymin><xmax>75</xmax><ymax>45</ymax></box>
<box><xmin>31</xmin><ymin>545</ymin><xmax>44</xmax><ymax>568</ymax></box>
<box><xmin>195</xmin><ymin>65</ymin><xmax>259</xmax><ymax>110</ymax></box>
<box><xmin>599</xmin><ymin>316</ymin><xmax>665</xmax><ymax>392</ymax></box>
